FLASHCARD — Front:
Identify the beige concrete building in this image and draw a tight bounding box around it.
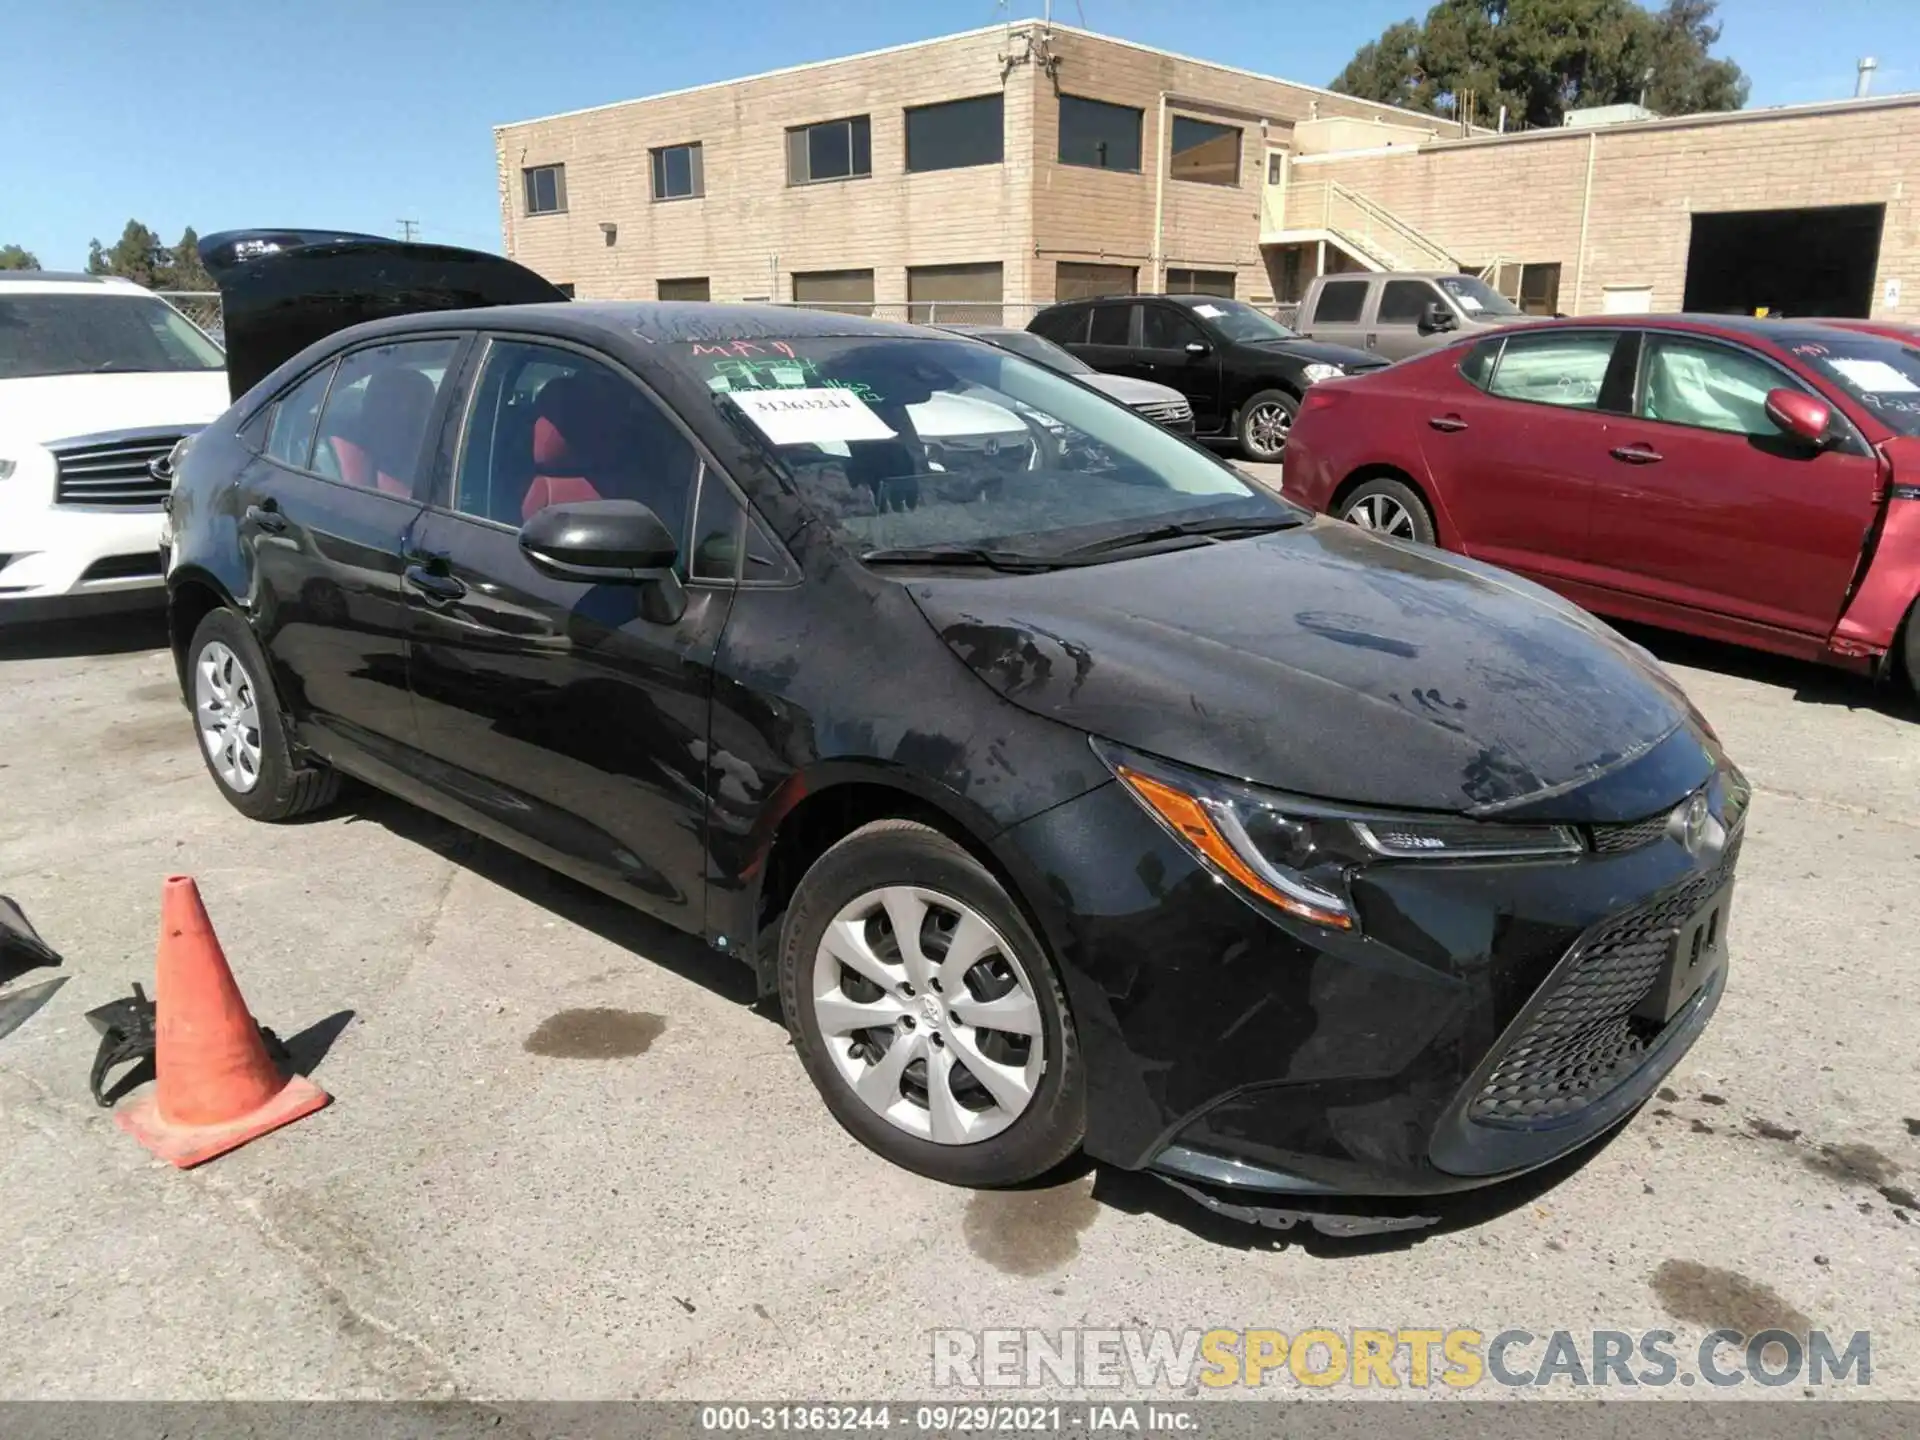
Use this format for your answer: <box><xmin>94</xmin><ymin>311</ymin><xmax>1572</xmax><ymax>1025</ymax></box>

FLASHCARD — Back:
<box><xmin>494</xmin><ymin>22</ymin><xmax>1920</xmax><ymax>323</ymax></box>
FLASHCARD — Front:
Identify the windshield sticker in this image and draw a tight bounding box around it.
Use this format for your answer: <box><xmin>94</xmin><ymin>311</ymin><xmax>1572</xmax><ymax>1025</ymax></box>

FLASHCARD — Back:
<box><xmin>727</xmin><ymin>387</ymin><xmax>897</xmax><ymax>446</ymax></box>
<box><xmin>1457</xmin><ymin>294</ymin><xmax>1484</xmax><ymax>312</ymax></box>
<box><xmin>1829</xmin><ymin>358</ymin><xmax>1920</xmax><ymax>394</ymax></box>
<box><xmin>704</xmin><ymin>354</ymin><xmax>883</xmax><ymax>404</ymax></box>
<box><xmin>1191</xmin><ymin>304</ymin><xmax>1225</xmax><ymax>318</ymax></box>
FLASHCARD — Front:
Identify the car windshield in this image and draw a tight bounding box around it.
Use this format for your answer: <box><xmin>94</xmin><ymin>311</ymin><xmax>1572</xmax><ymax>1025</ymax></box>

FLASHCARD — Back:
<box><xmin>1437</xmin><ymin>276</ymin><xmax>1522</xmax><ymax>318</ymax></box>
<box><xmin>1180</xmin><ymin>297</ymin><xmax>1298</xmax><ymax>342</ymax></box>
<box><xmin>690</xmin><ymin>335</ymin><xmax>1299</xmax><ymax>561</ymax></box>
<box><xmin>972</xmin><ymin>329</ymin><xmax>1093</xmax><ymax>377</ymax></box>
<box><xmin>0</xmin><ymin>293</ymin><xmax>225</xmax><ymax>380</ymax></box>
<box><xmin>1787</xmin><ymin>333</ymin><xmax>1920</xmax><ymax>437</ymax></box>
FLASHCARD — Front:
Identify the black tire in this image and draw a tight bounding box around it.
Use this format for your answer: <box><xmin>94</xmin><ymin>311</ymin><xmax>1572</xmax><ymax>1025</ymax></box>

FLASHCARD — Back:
<box><xmin>1339</xmin><ymin>475</ymin><xmax>1437</xmax><ymax>546</ymax></box>
<box><xmin>1236</xmin><ymin>387</ymin><xmax>1299</xmax><ymax>462</ymax></box>
<box><xmin>185</xmin><ymin>608</ymin><xmax>341</xmax><ymax>822</ymax></box>
<box><xmin>779</xmin><ymin>819</ymin><xmax>1085</xmax><ymax>1187</ymax></box>
<box><xmin>1902</xmin><ymin>599</ymin><xmax>1920</xmax><ymax>705</ymax></box>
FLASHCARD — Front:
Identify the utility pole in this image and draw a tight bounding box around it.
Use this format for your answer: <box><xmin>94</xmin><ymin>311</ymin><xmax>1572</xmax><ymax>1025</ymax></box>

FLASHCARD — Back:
<box><xmin>397</xmin><ymin>219</ymin><xmax>419</xmax><ymax>242</ymax></box>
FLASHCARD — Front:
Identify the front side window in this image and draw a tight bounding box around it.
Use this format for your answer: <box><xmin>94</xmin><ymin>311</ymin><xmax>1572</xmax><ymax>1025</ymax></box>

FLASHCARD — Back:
<box><xmin>691</xmin><ymin>334</ymin><xmax>1290</xmax><ymax>557</ymax></box>
<box><xmin>0</xmin><ymin>294</ymin><xmax>224</xmax><ymax>380</ymax></box>
<box><xmin>1170</xmin><ymin>117</ymin><xmax>1241</xmax><ymax>186</ymax></box>
<box><xmin>312</xmin><ymin>338</ymin><xmax>460</xmax><ymax>494</ymax></box>
<box><xmin>523</xmin><ymin>164</ymin><xmax>566</xmax><ymax>215</ymax></box>
<box><xmin>906</xmin><ymin>95</ymin><xmax>1004</xmax><ymax>173</ymax></box>
<box><xmin>453</xmin><ymin>340</ymin><xmax>699</xmax><ymax>545</ymax></box>
<box><xmin>1058</xmin><ymin>95</ymin><xmax>1142</xmax><ymax>172</ymax></box>
<box><xmin>787</xmin><ymin>116</ymin><xmax>872</xmax><ymax>185</ymax></box>
<box><xmin>1640</xmin><ymin>337</ymin><xmax>1791</xmax><ymax>436</ymax></box>
<box><xmin>1311</xmin><ymin>280</ymin><xmax>1368</xmax><ymax>325</ymax></box>
<box><xmin>650</xmin><ymin>143</ymin><xmax>704</xmax><ymax>201</ymax></box>
<box><xmin>1486</xmin><ymin>332</ymin><xmax>1617</xmax><ymax>410</ymax></box>
<box><xmin>264</xmin><ymin>361</ymin><xmax>335</xmax><ymax>469</ymax></box>
<box><xmin>1377</xmin><ymin>280</ymin><xmax>1442</xmax><ymax>326</ymax></box>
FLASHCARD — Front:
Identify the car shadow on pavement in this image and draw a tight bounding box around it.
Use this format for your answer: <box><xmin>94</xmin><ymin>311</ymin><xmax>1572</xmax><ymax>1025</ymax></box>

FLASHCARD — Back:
<box><xmin>1618</xmin><ymin>621</ymin><xmax>1917</xmax><ymax>718</ymax></box>
<box><xmin>338</xmin><ymin>789</ymin><xmax>762</xmax><ymax>1011</ymax></box>
<box><xmin>1084</xmin><ymin>1114</ymin><xmax>1636</xmax><ymax>1257</ymax></box>
<box><xmin>0</xmin><ymin>609</ymin><xmax>170</xmax><ymax>661</ymax></box>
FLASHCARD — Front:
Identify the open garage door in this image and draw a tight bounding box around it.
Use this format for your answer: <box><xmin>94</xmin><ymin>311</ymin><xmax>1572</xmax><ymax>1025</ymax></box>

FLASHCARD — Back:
<box><xmin>1683</xmin><ymin>204</ymin><xmax>1884</xmax><ymax>318</ymax></box>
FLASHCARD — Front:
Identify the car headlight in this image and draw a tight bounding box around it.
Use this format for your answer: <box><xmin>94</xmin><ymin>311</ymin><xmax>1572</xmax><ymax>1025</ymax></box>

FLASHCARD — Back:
<box><xmin>1096</xmin><ymin>740</ymin><xmax>1582</xmax><ymax>931</ymax></box>
<box><xmin>1301</xmin><ymin>363</ymin><xmax>1346</xmax><ymax>384</ymax></box>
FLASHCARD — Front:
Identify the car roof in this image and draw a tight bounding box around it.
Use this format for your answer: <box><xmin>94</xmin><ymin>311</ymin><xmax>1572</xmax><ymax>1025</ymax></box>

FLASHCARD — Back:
<box><xmin>1481</xmin><ymin>314</ymin><xmax>1900</xmax><ymax>349</ymax></box>
<box><xmin>0</xmin><ymin>271</ymin><xmax>150</xmax><ymax>293</ymax></box>
<box><xmin>364</xmin><ymin>300</ymin><xmax>936</xmax><ymax>345</ymax></box>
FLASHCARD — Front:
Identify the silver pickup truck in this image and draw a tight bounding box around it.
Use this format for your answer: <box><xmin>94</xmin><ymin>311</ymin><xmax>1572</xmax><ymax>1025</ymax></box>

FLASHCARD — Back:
<box><xmin>1294</xmin><ymin>271</ymin><xmax>1531</xmax><ymax>361</ymax></box>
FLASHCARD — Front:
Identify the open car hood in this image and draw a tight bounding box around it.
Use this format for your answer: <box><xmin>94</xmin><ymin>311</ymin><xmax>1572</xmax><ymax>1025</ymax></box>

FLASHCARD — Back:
<box><xmin>906</xmin><ymin>520</ymin><xmax>1705</xmax><ymax>818</ymax></box>
<box><xmin>199</xmin><ymin>229</ymin><xmax>569</xmax><ymax>400</ymax></box>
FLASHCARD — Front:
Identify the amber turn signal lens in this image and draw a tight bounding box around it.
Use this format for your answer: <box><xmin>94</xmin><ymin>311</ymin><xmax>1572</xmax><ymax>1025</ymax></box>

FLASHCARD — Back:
<box><xmin>1115</xmin><ymin>766</ymin><xmax>1354</xmax><ymax>930</ymax></box>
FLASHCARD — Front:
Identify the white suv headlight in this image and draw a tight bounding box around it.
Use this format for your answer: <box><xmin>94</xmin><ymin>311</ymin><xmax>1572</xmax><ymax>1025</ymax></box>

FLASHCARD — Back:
<box><xmin>1302</xmin><ymin>363</ymin><xmax>1346</xmax><ymax>384</ymax></box>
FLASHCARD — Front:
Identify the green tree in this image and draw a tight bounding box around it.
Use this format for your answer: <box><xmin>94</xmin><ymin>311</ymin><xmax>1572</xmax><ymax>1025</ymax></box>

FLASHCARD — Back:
<box><xmin>0</xmin><ymin>243</ymin><xmax>41</xmax><ymax>270</ymax></box>
<box><xmin>1331</xmin><ymin>0</ymin><xmax>1748</xmax><ymax>130</ymax></box>
<box><xmin>84</xmin><ymin>219</ymin><xmax>170</xmax><ymax>288</ymax></box>
<box><xmin>165</xmin><ymin>226</ymin><xmax>213</xmax><ymax>290</ymax></box>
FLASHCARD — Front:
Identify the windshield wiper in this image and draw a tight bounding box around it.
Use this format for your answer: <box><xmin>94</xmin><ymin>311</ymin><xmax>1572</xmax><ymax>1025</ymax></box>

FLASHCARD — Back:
<box><xmin>860</xmin><ymin>544</ymin><xmax>1068</xmax><ymax>573</ymax></box>
<box><xmin>1055</xmin><ymin>515</ymin><xmax>1302</xmax><ymax>558</ymax></box>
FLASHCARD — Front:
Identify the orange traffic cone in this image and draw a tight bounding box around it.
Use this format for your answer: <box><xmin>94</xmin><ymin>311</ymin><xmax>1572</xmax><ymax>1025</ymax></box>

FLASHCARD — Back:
<box><xmin>114</xmin><ymin>875</ymin><xmax>329</xmax><ymax>1168</ymax></box>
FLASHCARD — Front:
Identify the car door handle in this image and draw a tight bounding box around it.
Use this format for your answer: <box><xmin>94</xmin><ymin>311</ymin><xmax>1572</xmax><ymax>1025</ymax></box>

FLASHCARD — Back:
<box><xmin>243</xmin><ymin>503</ymin><xmax>287</xmax><ymax>534</ymax></box>
<box><xmin>1428</xmin><ymin>415</ymin><xmax>1469</xmax><ymax>432</ymax></box>
<box><xmin>403</xmin><ymin>564</ymin><xmax>468</xmax><ymax>603</ymax></box>
<box><xmin>1609</xmin><ymin>444</ymin><xmax>1664</xmax><ymax>465</ymax></box>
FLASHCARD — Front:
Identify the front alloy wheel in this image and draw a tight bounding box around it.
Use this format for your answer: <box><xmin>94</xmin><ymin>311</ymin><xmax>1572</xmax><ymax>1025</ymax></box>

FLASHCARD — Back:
<box><xmin>813</xmin><ymin>884</ymin><xmax>1044</xmax><ymax>1145</ymax></box>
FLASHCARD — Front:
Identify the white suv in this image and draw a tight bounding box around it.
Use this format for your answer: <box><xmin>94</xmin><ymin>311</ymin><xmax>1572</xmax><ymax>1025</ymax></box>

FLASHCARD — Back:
<box><xmin>0</xmin><ymin>272</ymin><xmax>229</xmax><ymax>623</ymax></box>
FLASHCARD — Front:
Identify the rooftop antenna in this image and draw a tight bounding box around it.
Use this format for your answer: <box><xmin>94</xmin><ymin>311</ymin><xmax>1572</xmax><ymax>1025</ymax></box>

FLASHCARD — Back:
<box><xmin>1857</xmin><ymin>56</ymin><xmax>1879</xmax><ymax>97</ymax></box>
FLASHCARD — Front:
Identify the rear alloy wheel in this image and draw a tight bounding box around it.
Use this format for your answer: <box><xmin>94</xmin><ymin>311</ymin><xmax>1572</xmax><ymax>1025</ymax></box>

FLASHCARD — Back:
<box><xmin>1237</xmin><ymin>388</ymin><xmax>1299</xmax><ymax>462</ymax></box>
<box><xmin>187</xmin><ymin>609</ymin><xmax>341</xmax><ymax>822</ymax></box>
<box><xmin>1340</xmin><ymin>477</ymin><xmax>1437</xmax><ymax>546</ymax></box>
<box><xmin>780</xmin><ymin>820</ymin><xmax>1084</xmax><ymax>1186</ymax></box>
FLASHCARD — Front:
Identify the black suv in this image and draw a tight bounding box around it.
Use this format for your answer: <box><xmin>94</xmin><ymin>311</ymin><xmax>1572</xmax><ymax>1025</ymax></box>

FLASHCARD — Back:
<box><xmin>1029</xmin><ymin>294</ymin><xmax>1384</xmax><ymax>462</ymax></box>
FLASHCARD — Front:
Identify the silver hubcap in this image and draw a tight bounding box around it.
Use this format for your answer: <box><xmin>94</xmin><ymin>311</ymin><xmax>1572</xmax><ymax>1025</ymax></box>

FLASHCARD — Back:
<box><xmin>1247</xmin><ymin>401</ymin><xmax>1292</xmax><ymax>458</ymax></box>
<box><xmin>1346</xmin><ymin>493</ymin><xmax>1418</xmax><ymax>539</ymax></box>
<box><xmin>812</xmin><ymin>885</ymin><xmax>1045</xmax><ymax>1145</ymax></box>
<box><xmin>194</xmin><ymin>640</ymin><xmax>264</xmax><ymax>793</ymax></box>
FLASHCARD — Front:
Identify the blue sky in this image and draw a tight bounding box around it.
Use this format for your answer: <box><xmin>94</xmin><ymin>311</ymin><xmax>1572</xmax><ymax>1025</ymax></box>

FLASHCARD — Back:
<box><xmin>0</xmin><ymin>0</ymin><xmax>1913</xmax><ymax>272</ymax></box>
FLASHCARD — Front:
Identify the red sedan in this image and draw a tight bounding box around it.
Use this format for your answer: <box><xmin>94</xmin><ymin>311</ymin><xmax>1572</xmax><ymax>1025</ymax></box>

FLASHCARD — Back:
<box><xmin>1284</xmin><ymin>315</ymin><xmax>1920</xmax><ymax>691</ymax></box>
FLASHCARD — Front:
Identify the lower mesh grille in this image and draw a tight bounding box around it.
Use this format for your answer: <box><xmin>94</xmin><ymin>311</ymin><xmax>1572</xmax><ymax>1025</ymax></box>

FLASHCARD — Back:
<box><xmin>1470</xmin><ymin>839</ymin><xmax>1739</xmax><ymax>1125</ymax></box>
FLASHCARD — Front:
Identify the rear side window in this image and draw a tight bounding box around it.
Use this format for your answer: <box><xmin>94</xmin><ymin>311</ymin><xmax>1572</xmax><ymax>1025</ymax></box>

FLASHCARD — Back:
<box><xmin>1312</xmin><ymin>280</ymin><xmax>1368</xmax><ymax>324</ymax></box>
<box><xmin>264</xmin><ymin>362</ymin><xmax>335</xmax><ymax>469</ymax></box>
<box><xmin>1030</xmin><ymin>306</ymin><xmax>1088</xmax><ymax>345</ymax></box>
<box><xmin>1088</xmin><ymin>305</ymin><xmax>1131</xmax><ymax>346</ymax></box>
<box><xmin>1486</xmin><ymin>332</ymin><xmax>1617</xmax><ymax>410</ymax></box>
<box><xmin>312</xmin><ymin>338</ymin><xmax>461</xmax><ymax>495</ymax></box>
<box><xmin>1377</xmin><ymin>280</ymin><xmax>1440</xmax><ymax>325</ymax></box>
<box><xmin>1458</xmin><ymin>338</ymin><xmax>1502</xmax><ymax>391</ymax></box>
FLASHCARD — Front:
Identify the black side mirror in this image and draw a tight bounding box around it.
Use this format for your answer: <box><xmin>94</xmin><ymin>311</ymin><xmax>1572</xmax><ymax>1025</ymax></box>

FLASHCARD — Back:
<box><xmin>519</xmin><ymin>499</ymin><xmax>686</xmax><ymax>620</ymax></box>
<box><xmin>1420</xmin><ymin>301</ymin><xmax>1457</xmax><ymax>335</ymax></box>
<box><xmin>1184</xmin><ymin>340</ymin><xmax>1211</xmax><ymax>358</ymax></box>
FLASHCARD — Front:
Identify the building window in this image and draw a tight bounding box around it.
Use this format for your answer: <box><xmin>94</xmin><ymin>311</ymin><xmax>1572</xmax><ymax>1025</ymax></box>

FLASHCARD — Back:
<box><xmin>1166</xmin><ymin>268</ymin><xmax>1235</xmax><ymax>298</ymax></box>
<box><xmin>1055</xmin><ymin>261</ymin><xmax>1136</xmax><ymax>301</ymax></box>
<box><xmin>791</xmin><ymin>268</ymin><xmax>874</xmax><ymax>315</ymax></box>
<box><xmin>906</xmin><ymin>94</ymin><xmax>1003</xmax><ymax>173</ymax></box>
<box><xmin>908</xmin><ymin>262</ymin><xmax>1003</xmax><ymax>323</ymax></box>
<box><xmin>1266</xmin><ymin>153</ymin><xmax>1284</xmax><ymax>185</ymax></box>
<box><xmin>1058</xmin><ymin>95</ymin><xmax>1142</xmax><ymax>172</ymax></box>
<box><xmin>788</xmin><ymin>116</ymin><xmax>872</xmax><ymax>185</ymax></box>
<box><xmin>1519</xmin><ymin>263</ymin><xmax>1563</xmax><ymax>316</ymax></box>
<box><xmin>657</xmin><ymin>278</ymin><xmax>710</xmax><ymax>302</ymax></box>
<box><xmin>523</xmin><ymin>164</ymin><xmax>566</xmax><ymax>215</ymax></box>
<box><xmin>1170</xmin><ymin>117</ymin><xmax>1241</xmax><ymax>186</ymax></box>
<box><xmin>650</xmin><ymin>143</ymin><xmax>704</xmax><ymax>202</ymax></box>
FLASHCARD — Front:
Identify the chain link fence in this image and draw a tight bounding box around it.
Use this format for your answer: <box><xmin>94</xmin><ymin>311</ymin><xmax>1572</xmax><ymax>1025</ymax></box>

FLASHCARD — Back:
<box><xmin>157</xmin><ymin>291</ymin><xmax>224</xmax><ymax>344</ymax></box>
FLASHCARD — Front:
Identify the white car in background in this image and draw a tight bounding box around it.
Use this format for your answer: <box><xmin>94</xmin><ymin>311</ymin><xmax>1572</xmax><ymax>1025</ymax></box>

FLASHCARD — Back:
<box><xmin>0</xmin><ymin>272</ymin><xmax>228</xmax><ymax>624</ymax></box>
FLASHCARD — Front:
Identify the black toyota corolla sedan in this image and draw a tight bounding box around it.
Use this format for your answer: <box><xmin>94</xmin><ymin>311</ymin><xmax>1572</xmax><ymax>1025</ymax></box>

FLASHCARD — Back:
<box><xmin>166</xmin><ymin>230</ymin><xmax>1745</xmax><ymax>1216</ymax></box>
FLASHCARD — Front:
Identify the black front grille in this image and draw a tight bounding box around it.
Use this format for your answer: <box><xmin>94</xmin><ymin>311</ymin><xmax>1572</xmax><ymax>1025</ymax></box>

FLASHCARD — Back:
<box><xmin>1470</xmin><ymin>839</ymin><xmax>1740</xmax><ymax>1126</ymax></box>
<box><xmin>1590</xmin><ymin>807</ymin><xmax>1674</xmax><ymax>854</ymax></box>
<box><xmin>51</xmin><ymin>433</ymin><xmax>183</xmax><ymax>509</ymax></box>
